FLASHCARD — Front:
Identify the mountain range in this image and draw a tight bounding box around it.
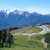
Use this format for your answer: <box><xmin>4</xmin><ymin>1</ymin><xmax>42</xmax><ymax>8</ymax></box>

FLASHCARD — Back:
<box><xmin>0</xmin><ymin>10</ymin><xmax>50</xmax><ymax>30</ymax></box>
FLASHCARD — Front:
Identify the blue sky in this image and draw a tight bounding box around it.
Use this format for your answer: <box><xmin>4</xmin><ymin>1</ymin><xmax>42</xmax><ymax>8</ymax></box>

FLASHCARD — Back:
<box><xmin>0</xmin><ymin>0</ymin><xmax>50</xmax><ymax>14</ymax></box>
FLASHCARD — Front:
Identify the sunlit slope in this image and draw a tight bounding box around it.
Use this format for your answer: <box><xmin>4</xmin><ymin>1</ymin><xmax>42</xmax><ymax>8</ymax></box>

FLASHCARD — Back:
<box><xmin>11</xmin><ymin>26</ymin><xmax>42</xmax><ymax>33</ymax></box>
<box><xmin>47</xmin><ymin>25</ymin><xmax>50</xmax><ymax>28</ymax></box>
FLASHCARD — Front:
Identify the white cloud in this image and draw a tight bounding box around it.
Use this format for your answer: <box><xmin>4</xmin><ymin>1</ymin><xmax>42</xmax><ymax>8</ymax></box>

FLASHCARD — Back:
<box><xmin>0</xmin><ymin>7</ymin><xmax>50</xmax><ymax>15</ymax></box>
<box><xmin>17</xmin><ymin>7</ymin><xmax>50</xmax><ymax>15</ymax></box>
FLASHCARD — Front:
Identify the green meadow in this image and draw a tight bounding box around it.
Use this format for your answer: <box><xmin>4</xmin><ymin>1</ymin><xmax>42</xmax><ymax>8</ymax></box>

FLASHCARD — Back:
<box><xmin>11</xmin><ymin>26</ymin><xmax>42</xmax><ymax>33</ymax></box>
<box><xmin>0</xmin><ymin>35</ymin><xmax>44</xmax><ymax>50</ymax></box>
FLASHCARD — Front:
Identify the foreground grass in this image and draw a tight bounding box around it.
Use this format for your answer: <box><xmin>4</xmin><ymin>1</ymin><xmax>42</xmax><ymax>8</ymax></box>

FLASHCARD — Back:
<box><xmin>11</xmin><ymin>26</ymin><xmax>42</xmax><ymax>33</ymax></box>
<box><xmin>0</xmin><ymin>35</ymin><xmax>44</xmax><ymax>50</ymax></box>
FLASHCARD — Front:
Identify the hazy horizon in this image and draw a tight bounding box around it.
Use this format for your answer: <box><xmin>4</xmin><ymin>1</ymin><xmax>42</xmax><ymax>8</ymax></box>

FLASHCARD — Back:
<box><xmin>0</xmin><ymin>0</ymin><xmax>50</xmax><ymax>14</ymax></box>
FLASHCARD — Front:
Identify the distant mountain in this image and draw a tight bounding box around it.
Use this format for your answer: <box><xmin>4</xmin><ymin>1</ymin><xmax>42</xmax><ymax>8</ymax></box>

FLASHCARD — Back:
<box><xmin>0</xmin><ymin>10</ymin><xmax>50</xmax><ymax>30</ymax></box>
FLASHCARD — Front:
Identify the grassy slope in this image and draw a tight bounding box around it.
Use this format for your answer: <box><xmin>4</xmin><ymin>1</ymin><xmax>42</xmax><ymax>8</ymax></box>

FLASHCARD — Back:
<box><xmin>0</xmin><ymin>26</ymin><xmax>44</xmax><ymax>50</ymax></box>
<box><xmin>11</xmin><ymin>26</ymin><xmax>42</xmax><ymax>33</ymax></box>
<box><xmin>1</xmin><ymin>35</ymin><xmax>44</xmax><ymax>50</ymax></box>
